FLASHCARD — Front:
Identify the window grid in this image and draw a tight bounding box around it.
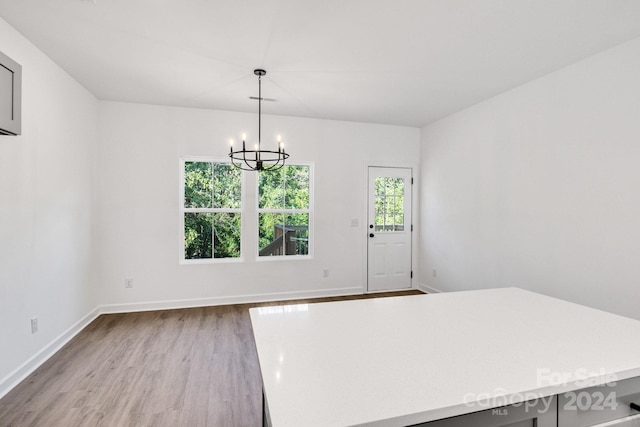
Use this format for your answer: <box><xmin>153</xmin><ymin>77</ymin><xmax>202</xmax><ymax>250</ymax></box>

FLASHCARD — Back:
<box><xmin>181</xmin><ymin>159</ymin><xmax>243</xmax><ymax>262</ymax></box>
<box><xmin>374</xmin><ymin>177</ymin><xmax>405</xmax><ymax>232</ymax></box>
<box><xmin>180</xmin><ymin>158</ymin><xmax>313</xmax><ymax>263</ymax></box>
<box><xmin>257</xmin><ymin>164</ymin><xmax>312</xmax><ymax>258</ymax></box>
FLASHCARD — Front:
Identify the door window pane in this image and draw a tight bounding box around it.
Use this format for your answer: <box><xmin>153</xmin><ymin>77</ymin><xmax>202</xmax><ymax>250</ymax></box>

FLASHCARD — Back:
<box><xmin>394</xmin><ymin>178</ymin><xmax>404</xmax><ymax>196</ymax></box>
<box><xmin>375</xmin><ymin>177</ymin><xmax>385</xmax><ymax>195</ymax></box>
<box><xmin>374</xmin><ymin>177</ymin><xmax>405</xmax><ymax>232</ymax></box>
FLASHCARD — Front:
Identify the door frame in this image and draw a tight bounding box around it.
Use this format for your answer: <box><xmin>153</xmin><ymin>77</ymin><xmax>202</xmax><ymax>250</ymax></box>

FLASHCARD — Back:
<box><xmin>362</xmin><ymin>162</ymin><xmax>419</xmax><ymax>293</ymax></box>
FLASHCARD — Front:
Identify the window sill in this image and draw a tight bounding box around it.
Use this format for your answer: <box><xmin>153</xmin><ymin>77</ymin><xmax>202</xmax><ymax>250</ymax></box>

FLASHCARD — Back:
<box><xmin>255</xmin><ymin>255</ymin><xmax>313</xmax><ymax>262</ymax></box>
<box><xmin>180</xmin><ymin>257</ymin><xmax>245</xmax><ymax>265</ymax></box>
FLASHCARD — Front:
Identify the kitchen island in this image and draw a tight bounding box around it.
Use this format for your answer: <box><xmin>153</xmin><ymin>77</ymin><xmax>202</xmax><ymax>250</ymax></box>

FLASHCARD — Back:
<box><xmin>250</xmin><ymin>288</ymin><xmax>640</xmax><ymax>426</ymax></box>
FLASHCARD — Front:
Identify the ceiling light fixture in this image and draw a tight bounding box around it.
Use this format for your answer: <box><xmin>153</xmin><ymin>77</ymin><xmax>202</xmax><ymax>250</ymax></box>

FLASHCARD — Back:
<box><xmin>229</xmin><ymin>69</ymin><xmax>289</xmax><ymax>171</ymax></box>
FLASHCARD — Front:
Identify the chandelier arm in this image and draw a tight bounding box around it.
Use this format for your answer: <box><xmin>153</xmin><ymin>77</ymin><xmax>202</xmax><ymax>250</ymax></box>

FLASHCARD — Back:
<box><xmin>263</xmin><ymin>160</ymin><xmax>279</xmax><ymax>171</ymax></box>
<box><xmin>243</xmin><ymin>149</ymin><xmax>253</xmax><ymax>171</ymax></box>
<box><xmin>273</xmin><ymin>153</ymin><xmax>284</xmax><ymax>169</ymax></box>
<box><xmin>229</xmin><ymin>152</ymin><xmax>241</xmax><ymax>170</ymax></box>
<box><xmin>263</xmin><ymin>161</ymin><xmax>285</xmax><ymax>172</ymax></box>
<box><xmin>263</xmin><ymin>153</ymin><xmax>284</xmax><ymax>171</ymax></box>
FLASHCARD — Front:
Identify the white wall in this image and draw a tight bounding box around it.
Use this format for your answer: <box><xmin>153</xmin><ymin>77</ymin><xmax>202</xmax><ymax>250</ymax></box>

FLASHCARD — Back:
<box><xmin>0</xmin><ymin>18</ymin><xmax>98</xmax><ymax>391</ymax></box>
<box><xmin>96</xmin><ymin>102</ymin><xmax>419</xmax><ymax>308</ymax></box>
<box><xmin>420</xmin><ymin>36</ymin><xmax>640</xmax><ymax>319</ymax></box>
<box><xmin>0</xmin><ymin>15</ymin><xmax>418</xmax><ymax>395</ymax></box>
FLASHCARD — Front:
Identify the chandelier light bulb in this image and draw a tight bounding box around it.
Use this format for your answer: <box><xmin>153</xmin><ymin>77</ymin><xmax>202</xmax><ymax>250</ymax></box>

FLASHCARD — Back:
<box><xmin>242</xmin><ymin>133</ymin><xmax>247</xmax><ymax>141</ymax></box>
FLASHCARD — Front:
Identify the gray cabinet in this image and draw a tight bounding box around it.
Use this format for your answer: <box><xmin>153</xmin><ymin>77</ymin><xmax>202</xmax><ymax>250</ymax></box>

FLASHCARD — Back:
<box><xmin>411</xmin><ymin>376</ymin><xmax>640</xmax><ymax>427</ymax></box>
<box><xmin>416</xmin><ymin>397</ymin><xmax>557</xmax><ymax>427</ymax></box>
<box><xmin>0</xmin><ymin>50</ymin><xmax>22</xmax><ymax>135</ymax></box>
<box><xmin>558</xmin><ymin>376</ymin><xmax>640</xmax><ymax>427</ymax></box>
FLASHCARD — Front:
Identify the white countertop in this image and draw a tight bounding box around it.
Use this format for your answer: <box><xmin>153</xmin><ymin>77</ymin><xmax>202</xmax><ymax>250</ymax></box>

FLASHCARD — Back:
<box><xmin>249</xmin><ymin>288</ymin><xmax>640</xmax><ymax>426</ymax></box>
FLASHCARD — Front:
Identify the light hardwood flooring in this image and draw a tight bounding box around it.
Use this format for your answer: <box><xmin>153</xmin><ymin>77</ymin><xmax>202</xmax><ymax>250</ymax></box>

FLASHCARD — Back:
<box><xmin>0</xmin><ymin>290</ymin><xmax>423</xmax><ymax>427</ymax></box>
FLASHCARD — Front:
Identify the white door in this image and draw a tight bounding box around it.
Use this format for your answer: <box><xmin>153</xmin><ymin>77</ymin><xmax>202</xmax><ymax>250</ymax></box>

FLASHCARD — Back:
<box><xmin>367</xmin><ymin>167</ymin><xmax>412</xmax><ymax>291</ymax></box>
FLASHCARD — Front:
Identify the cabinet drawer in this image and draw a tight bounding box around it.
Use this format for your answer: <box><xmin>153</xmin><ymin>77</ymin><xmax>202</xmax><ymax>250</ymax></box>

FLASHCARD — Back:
<box><xmin>559</xmin><ymin>376</ymin><xmax>640</xmax><ymax>427</ymax></box>
<box><xmin>590</xmin><ymin>413</ymin><xmax>640</xmax><ymax>426</ymax></box>
<box><xmin>415</xmin><ymin>396</ymin><xmax>557</xmax><ymax>427</ymax></box>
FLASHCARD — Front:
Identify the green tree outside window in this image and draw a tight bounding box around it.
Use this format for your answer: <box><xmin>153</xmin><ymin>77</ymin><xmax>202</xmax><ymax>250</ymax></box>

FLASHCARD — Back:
<box><xmin>258</xmin><ymin>165</ymin><xmax>311</xmax><ymax>256</ymax></box>
<box><xmin>183</xmin><ymin>161</ymin><xmax>242</xmax><ymax>259</ymax></box>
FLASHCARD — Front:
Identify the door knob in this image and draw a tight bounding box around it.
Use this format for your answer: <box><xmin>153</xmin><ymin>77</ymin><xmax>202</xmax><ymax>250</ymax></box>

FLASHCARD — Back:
<box><xmin>369</xmin><ymin>233</ymin><xmax>375</xmax><ymax>238</ymax></box>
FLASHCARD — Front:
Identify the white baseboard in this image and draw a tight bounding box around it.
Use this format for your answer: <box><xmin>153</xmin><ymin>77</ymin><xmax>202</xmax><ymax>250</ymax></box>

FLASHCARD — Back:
<box><xmin>100</xmin><ymin>286</ymin><xmax>365</xmax><ymax>314</ymax></box>
<box><xmin>0</xmin><ymin>306</ymin><xmax>101</xmax><ymax>400</ymax></box>
<box><xmin>0</xmin><ymin>286</ymin><xmax>369</xmax><ymax>399</ymax></box>
<box><xmin>418</xmin><ymin>282</ymin><xmax>444</xmax><ymax>294</ymax></box>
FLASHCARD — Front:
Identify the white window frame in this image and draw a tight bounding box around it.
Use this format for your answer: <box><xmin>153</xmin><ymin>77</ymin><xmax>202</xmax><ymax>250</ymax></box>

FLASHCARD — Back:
<box><xmin>256</xmin><ymin>161</ymin><xmax>314</xmax><ymax>261</ymax></box>
<box><xmin>179</xmin><ymin>157</ymin><xmax>246</xmax><ymax>264</ymax></box>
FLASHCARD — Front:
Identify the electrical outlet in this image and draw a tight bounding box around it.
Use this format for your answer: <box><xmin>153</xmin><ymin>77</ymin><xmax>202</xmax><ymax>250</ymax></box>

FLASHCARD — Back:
<box><xmin>432</xmin><ymin>268</ymin><xmax>437</xmax><ymax>278</ymax></box>
<box><xmin>30</xmin><ymin>317</ymin><xmax>38</xmax><ymax>334</ymax></box>
<box><xmin>323</xmin><ymin>269</ymin><xmax>329</xmax><ymax>278</ymax></box>
<box><xmin>125</xmin><ymin>277</ymin><xmax>133</xmax><ymax>288</ymax></box>
<box><xmin>350</xmin><ymin>218</ymin><xmax>359</xmax><ymax>227</ymax></box>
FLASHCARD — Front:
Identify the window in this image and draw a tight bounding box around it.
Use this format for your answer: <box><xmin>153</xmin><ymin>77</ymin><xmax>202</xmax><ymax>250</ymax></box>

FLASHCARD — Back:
<box><xmin>258</xmin><ymin>164</ymin><xmax>312</xmax><ymax>257</ymax></box>
<box><xmin>181</xmin><ymin>160</ymin><xmax>242</xmax><ymax>261</ymax></box>
<box><xmin>180</xmin><ymin>159</ymin><xmax>312</xmax><ymax>262</ymax></box>
<box><xmin>374</xmin><ymin>177</ymin><xmax>404</xmax><ymax>232</ymax></box>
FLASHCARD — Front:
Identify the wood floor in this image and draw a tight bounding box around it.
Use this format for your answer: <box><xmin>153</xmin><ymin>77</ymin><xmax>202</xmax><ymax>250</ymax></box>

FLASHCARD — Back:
<box><xmin>0</xmin><ymin>290</ymin><xmax>423</xmax><ymax>427</ymax></box>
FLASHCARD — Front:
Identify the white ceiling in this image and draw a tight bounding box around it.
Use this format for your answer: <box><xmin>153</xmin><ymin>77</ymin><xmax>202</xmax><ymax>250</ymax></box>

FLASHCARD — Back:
<box><xmin>2</xmin><ymin>0</ymin><xmax>640</xmax><ymax>127</ymax></box>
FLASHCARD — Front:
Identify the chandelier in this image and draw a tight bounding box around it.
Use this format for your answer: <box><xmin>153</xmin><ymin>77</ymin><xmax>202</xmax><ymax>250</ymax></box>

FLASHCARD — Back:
<box><xmin>229</xmin><ymin>69</ymin><xmax>289</xmax><ymax>171</ymax></box>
